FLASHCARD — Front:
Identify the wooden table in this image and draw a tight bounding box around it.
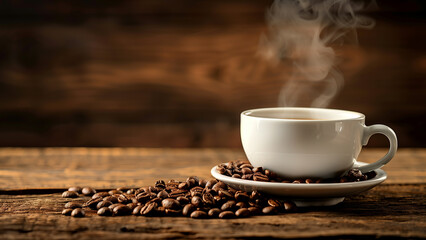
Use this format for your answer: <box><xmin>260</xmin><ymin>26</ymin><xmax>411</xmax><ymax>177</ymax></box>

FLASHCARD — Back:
<box><xmin>0</xmin><ymin>148</ymin><xmax>425</xmax><ymax>239</ymax></box>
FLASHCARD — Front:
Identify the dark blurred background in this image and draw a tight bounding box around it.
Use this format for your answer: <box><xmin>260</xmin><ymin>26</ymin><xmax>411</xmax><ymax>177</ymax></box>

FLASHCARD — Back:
<box><xmin>0</xmin><ymin>0</ymin><xmax>425</xmax><ymax>148</ymax></box>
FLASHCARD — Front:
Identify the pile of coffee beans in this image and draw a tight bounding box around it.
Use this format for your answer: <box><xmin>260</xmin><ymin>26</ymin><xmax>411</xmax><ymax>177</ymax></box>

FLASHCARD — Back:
<box><xmin>217</xmin><ymin>160</ymin><xmax>377</xmax><ymax>183</ymax></box>
<box><xmin>61</xmin><ymin>177</ymin><xmax>297</xmax><ymax>218</ymax></box>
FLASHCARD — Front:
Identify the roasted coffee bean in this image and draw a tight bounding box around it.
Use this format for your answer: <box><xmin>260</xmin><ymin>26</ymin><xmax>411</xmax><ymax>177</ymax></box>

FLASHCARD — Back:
<box><xmin>132</xmin><ymin>205</ymin><xmax>143</xmax><ymax>215</ymax></box>
<box><xmin>176</xmin><ymin>196</ymin><xmax>189</xmax><ymax>205</ymax></box>
<box><xmin>248</xmin><ymin>207</ymin><xmax>261</xmax><ymax>215</ymax></box>
<box><xmin>62</xmin><ymin>191</ymin><xmax>79</xmax><ymax>198</ymax></box>
<box><xmin>169</xmin><ymin>189</ymin><xmax>187</xmax><ymax>198</ymax></box>
<box><xmin>155</xmin><ymin>180</ymin><xmax>166</xmax><ymax>189</ymax></box>
<box><xmin>232</xmin><ymin>174</ymin><xmax>241</xmax><ymax>178</ymax></box>
<box><xmin>253</xmin><ymin>173</ymin><xmax>269</xmax><ymax>182</ymax></box>
<box><xmin>241</xmin><ymin>168</ymin><xmax>253</xmax><ymax>175</ymax></box>
<box><xmin>186</xmin><ymin>178</ymin><xmax>196</xmax><ymax>188</ymax></box>
<box><xmin>62</xmin><ymin>208</ymin><xmax>73</xmax><ymax>216</ymax></box>
<box><xmin>242</xmin><ymin>174</ymin><xmax>253</xmax><ymax>180</ymax></box>
<box><xmin>103</xmin><ymin>195</ymin><xmax>118</xmax><ymax>203</ymax></box>
<box><xmin>217</xmin><ymin>166</ymin><xmax>226</xmax><ymax>175</ymax></box>
<box><xmin>165</xmin><ymin>209</ymin><xmax>181</xmax><ymax>216</ymax></box>
<box><xmin>71</xmin><ymin>208</ymin><xmax>85</xmax><ymax>217</ymax></box>
<box><xmin>235</xmin><ymin>191</ymin><xmax>250</xmax><ymax>202</ymax></box>
<box><xmin>64</xmin><ymin>201</ymin><xmax>82</xmax><ymax>209</ymax></box>
<box><xmin>83</xmin><ymin>197</ymin><xmax>103</xmax><ymax>209</ymax></box>
<box><xmin>191</xmin><ymin>196</ymin><xmax>203</xmax><ymax>208</ymax></box>
<box><xmin>264</xmin><ymin>169</ymin><xmax>277</xmax><ymax>179</ymax></box>
<box><xmin>157</xmin><ymin>190</ymin><xmax>169</xmax><ymax>199</ymax></box>
<box><xmin>190</xmin><ymin>186</ymin><xmax>204</xmax><ymax>197</ymax></box>
<box><xmin>97</xmin><ymin>200</ymin><xmax>112</xmax><ymax>209</ymax></box>
<box><xmin>236</xmin><ymin>202</ymin><xmax>248</xmax><ymax>208</ymax></box>
<box><xmin>92</xmin><ymin>192</ymin><xmax>110</xmax><ymax>199</ymax></box>
<box><xmin>97</xmin><ymin>207</ymin><xmax>113</xmax><ymax>216</ymax></box>
<box><xmin>292</xmin><ymin>180</ymin><xmax>301</xmax><ymax>184</ymax></box>
<box><xmin>268</xmin><ymin>199</ymin><xmax>281</xmax><ymax>208</ymax></box>
<box><xmin>283</xmin><ymin>201</ymin><xmax>297</xmax><ymax>212</ymax></box>
<box><xmin>118</xmin><ymin>194</ymin><xmax>132</xmax><ymax>204</ymax></box>
<box><xmin>212</xmin><ymin>181</ymin><xmax>227</xmax><ymax>192</ymax></box>
<box><xmin>81</xmin><ymin>187</ymin><xmax>96</xmax><ymax>196</ymax></box>
<box><xmin>218</xmin><ymin>189</ymin><xmax>233</xmax><ymax>199</ymax></box>
<box><xmin>68</xmin><ymin>186</ymin><xmax>82</xmax><ymax>193</ymax></box>
<box><xmin>252</xmin><ymin>167</ymin><xmax>263</xmax><ymax>173</ymax></box>
<box><xmin>202</xmin><ymin>192</ymin><xmax>215</xmax><ymax>205</ymax></box>
<box><xmin>190</xmin><ymin>210</ymin><xmax>207</xmax><ymax>219</ymax></box>
<box><xmin>162</xmin><ymin>198</ymin><xmax>180</xmax><ymax>209</ymax></box>
<box><xmin>198</xmin><ymin>179</ymin><xmax>207</xmax><ymax>188</ymax></box>
<box><xmin>141</xmin><ymin>202</ymin><xmax>157</xmax><ymax>216</ymax></box>
<box><xmin>205</xmin><ymin>179</ymin><xmax>218</xmax><ymax>189</ymax></box>
<box><xmin>208</xmin><ymin>208</ymin><xmax>221</xmax><ymax>218</ymax></box>
<box><xmin>116</xmin><ymin>187</ymin><xmax>129</xmax><ymax>192</ymax></box>
<box><xmin>240</xmin><ymin>163</ymin><xmax>253</xmax><ymax>169</ymax></box>
<box><xmin>182</xmin><ymin>204</ymin><xmax>196</xmax><ymax>216</ymax></box>
<box><xmin>221</xmin><ymin>200</ymin><xmax>236</xmax><ymax>211</ymax></box>
<box><xmin>178</xmin><ymin>182</ymin><xmax>189</xmax><ymax>189</ymax></box>
<box><xmin>148</xmin><ymin>186</ymin><xmax>160</xmax><ymax>193</ymax></box>
<box><xmin>108</xmin><ymin>203</ymin><xmax>124</xmax><ymax>211</ymax></box>
<box><xmin>127</xmin><ymin>203</ymin><xmax>138</xmax><ymax>209</ymax></box>
<box><xmin>146</xmin><ymin>197</ymin><xmax>162</xmax><ymax>205</ymax></box>
<box><xmin>108</xmin><ymin>189</ymin><xmax>122</xmax><ymax>195</ymax></box>
<box><xmin>126</xmin><ymin>189</ymin><xmax>136</xmax><ymax>194</ymax></box>
<box><xmin>250</xmin><ymin>191</ymin><xmax>261</xmax><ymax>200</ymax></box>
<box><xmin>262</xmin><ymin>206</ymin><xmax>277</xmax><ymax>215</ymax></box>
<box><xmin>235</xmin><ymin>208</ymin><xmax>251</xmax><ymax>218</ymax></box>
<box><xmin>347</xmin><ymin>169</ymin><xmax>363</xmax><ymax>179</ymax></box>
<box><xmin>136</xmin><ymin>192</ymin><xmax>151</xmax><ymax>203</ymax></box>
<box><xmin>219</xmin><ymin>211</ymin><xmax>235</xmax><ymax>219</ymax></box>
<box><xmin>113</xmin><ymin>205</ymin><xmax>132</xmax><ymax>216</ymax></box>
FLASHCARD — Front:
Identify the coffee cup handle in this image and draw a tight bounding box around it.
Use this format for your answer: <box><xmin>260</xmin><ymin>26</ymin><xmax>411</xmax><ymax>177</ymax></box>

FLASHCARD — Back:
<box><xmin>358</xmin><ymin>124</ymin><xmax>398</xmax><ymax>173</ymax></box>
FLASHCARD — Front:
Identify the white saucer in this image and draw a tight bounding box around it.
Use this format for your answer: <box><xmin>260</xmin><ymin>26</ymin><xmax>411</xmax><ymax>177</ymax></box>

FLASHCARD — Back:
<box><xmin>210</xmin><ymin>161</ymin><xmax>387</xmax><ymax>207</ymax></box>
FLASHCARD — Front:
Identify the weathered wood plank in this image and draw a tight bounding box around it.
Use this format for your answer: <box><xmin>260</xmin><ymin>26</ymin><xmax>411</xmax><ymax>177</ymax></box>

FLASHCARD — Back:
<box><xmin>0</xmin><ymin>148</ymin><xmax>424</xmax><ymax>191</ymax></box>
<box><xmin>0</xmin><ymin>184</ymin><xmax>424</xmax><ymax>239</ymax></box>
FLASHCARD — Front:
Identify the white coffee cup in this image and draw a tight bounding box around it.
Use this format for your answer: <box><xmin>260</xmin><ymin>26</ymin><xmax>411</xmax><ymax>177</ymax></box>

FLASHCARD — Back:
<box><xmin>241</xmin><ymin>107</ymin><xmax>397</xmax><ymax>179</ymax></box>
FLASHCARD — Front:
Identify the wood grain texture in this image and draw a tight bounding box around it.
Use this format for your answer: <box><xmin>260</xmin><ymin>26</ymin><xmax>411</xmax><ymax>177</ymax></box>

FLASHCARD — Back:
<box><xmin>0</xmin><ymin>148</ymin><xmax>425</xmax><ymax>191</ymax></box>
<box><xmin>0</xmin><ymin>148</ymin><xmax>425</xmax><ymax>239</ymax></box>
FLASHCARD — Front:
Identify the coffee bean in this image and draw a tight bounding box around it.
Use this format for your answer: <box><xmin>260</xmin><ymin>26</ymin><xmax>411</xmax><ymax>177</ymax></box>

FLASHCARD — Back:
<box><xmin>178</xmin><ymin>182</ymin><xmax>189</xmax><ymax>189</ymax></box>
<box><xmin>108</xmin><ymin>203</ymin><xmax>124</xmax><ymax>211</ymax></box>
<box><xmin>127</xmin><ymin>189</ymin><xmax>136</xmax><ymax>194</ymax></box>
<box><xmin>240</xmin><ymin>163</ymin><xmax>253</xmax><ymax>169</ymax></box>
<box><xmin>221</xmin><ymin>200</ymin><xmax>236</xmax><ymax>211</ymax></box>
<box><xmin>232</xmin><ymin>174</ymin><xmax>241</xmax><ymax>178</ymax></box>
<box><xmin>97</xmin><ymin>200</ymin><xmax>113</xmax><ymax>209</ymax></box>
<box><xmin>93</xmin><ymin>192</ymin><xmax>110</xmax><ymax>199</ymax></box>
<box><xmin>64</xmin><ymin>201</ymin><xmax>82</xmax><ymax>209</ymax></box>
<box><xmin>62</xmin><ymin>208</ymin><xmax>73</xmax><ymax>216</ymax></box>
<box><xmin>141</xmin><ymin>202</ymin><xmax>157</xmax><ymax>216</ymax></box>
<box><xmin>83</xmin><ymin>197</ymin><xmax>103</xmax><ymax>209</ymax></box>
<box><xmin>305</xmin><ymin>179</ymin><xmax>314</xmax><ymax>184</ymax></box>
<box><xmin>217</xmin><ymin>167</ymin><xmax>226</xmax><ymax>175</ymax></box>
<box><xmin>208</xmin><ymin>208</ymin><xmax>221</xmax><ymax>218</ymax></box>
<box><xmin>235</xmin><ymin>192</ymin><xmax>250</xmax><ymax>202</ymax></box>
<box><xmin>186</xmin><ymin>178</ymin><xmax>196</xmax><ymax>188</ymax></box>
<box><xmin>155</xmin><ymin>180</ymin><xmax>166</xmax><ymax>189</ymax></box>
<box><xmin>283</xmin><ymin>201</ymin><xmax>297</xmax><ymax>212</ymax></box>
<box><xmin>62</xmin><ymin>191</ymin><xmax>79</xmax><ymax>198</ymax></box>
<box><xmin>71</xmin><ymin>208</ymin><xmax>85</xmax><ymax>217</ymax></box>
<box><xmin>165</xmin><ymin>209</ymin><xmax>181</xmax><ymax>216</ymax></box>
<box><xmin>198</xmin><ymin>179</ymin><xmax>207</xmax><ymax>188</ymax></box>
<box><xmin>190</xmin><ymin>186</ymin><xmax>204</xmax><ymax>197</ymax></box>
<box><xmin>182</xmin><ymin>204</ymin><xmax>196</xmax><ymax>216</ymax></box>
<box><xmin>68</xmin><ymin>186</ymin><xmax>82</xmax><ymax>193</ymax></box>
<box><xmin>241</xmin><ymin>168</ymin><xmax>253</xmax><ymax>175</ymax></box>
<box><xmin>97</xmin><ymin>207</ymin><xmax>112</xmax><ymax>216</ymax></box>
<box><xmin>103</xmin><ymin>195</ymin><xmax>119</xmax><ymax>203</ymax></box>
<box><xmin>235</xmin><ymin>208</ymin><xmax>250</xmax><ymax>218</ymax></box>
<box><xmin>176</xmin><ymin>196</ymin><xmax>189</xmax><ymax>205</ymax></box>
<box><xmin>242</xmin><ymin>174</ymin><xmax>253</xmax><ymax>180</ymax></box>
<box><xmin>250</xmin><ymin>191</ymin><xmax>261</xmax><ymax>200</ymax></box>
<box><xmin>118</xmin><ymin>194</ymin><xmax>132</xmax><ymax>204</ymax></box>
<box><xmin>169</xmin><ymin>189</ymin><xmax>187</xmax><ymax>198</ymax></box>
<box><xmin>252</xmin><ymin>167</ymin><xmax>263</xmax><ymax>173</ymax></box>
<box><xmin>248</xmin><ymin>207</ymin><xmax>261</xmax><ymax>215</ymax></box>
<box><xmin>191</xmin><ymin>196</ymin><xmax>203</xmax><ymax>208</ymax></box>
<box><xmin>113</xmin><ymin>205</ymin><xmax>132</xmax><ymax>216</ymax></box>
<box><xmin>262</xmin><ymin>206</ymin><xmax>277</xmax><ymax>215</ymax></box>
<box><xmin>190</xmin><ymin>210</ymin><xmax>207</xmax><ymax>219</ymax></box>
<box><xmin>236</xmin><ymin>202</ymin><xmax>248</xmax><ymax>208</ymax></box>
<box><xmin>82</xmin><ymin>187</ymin><xmax>96</xmax><ymax>196</ymax></box>
<box><xmin>205</xmin><ymin>179</ymin><xmax>218</xmax><ymax>189</ymax></box>
<box><xmin>217</xmin><ymin>189</ymin><xmax>232</xmax><ymax>199</ymax></box>
<box><xmin>202</xmin><ymin>192</ymin><xmax>215</xmax><ymax>205</ymax></box>
<box><xmin>292</xmin><ymin>180</ymin><xmax>301</xmax><ymax>184</ymax></box>
<box><xmin>219</xmin><ymin>211</ymin><xmax>235</xmax><ymax>219</ymax></box>
<box><xmin>157</xmin><ymin>190</ymin><xmax>169</xmax><ymax>199</ymax></box>
<box><xmin>136</xmin><ymin>192</ymin><xmax>151</xmax><ymax>203</ymax></box>
<box><xmin>268</xmin><ymin>199</ymin><xmax>281</xmax><ymax>208</ymax></box>
<box><xmin>212</xmin><ymin>182</ymin><xmax>227</xmax><ymax>192</ymax></box>
<box><xmin>253</xmin><ymin>173</ymin><xmax>269</xmax><ymax>182</ymax></box>
<box><xmin>162</xmin><ymin>198</ymin><xmax>180</xmax><ymax>209</ymax></box>
<box><xmin>132</xmin><ymin>205</ymin><xmax>143</xmax><ymax>215</ymax></box>
<box><xmin>108</xmin><ymin>189</ymin><xmax>122</xmax><ymax>195</ymax></box>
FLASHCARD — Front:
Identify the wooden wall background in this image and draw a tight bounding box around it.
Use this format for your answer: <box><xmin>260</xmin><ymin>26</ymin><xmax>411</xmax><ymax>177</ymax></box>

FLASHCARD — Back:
<box><xmin>0</xmin><ymin>0</ymin><xmax>424</xmax><ymax>147</ymax></box>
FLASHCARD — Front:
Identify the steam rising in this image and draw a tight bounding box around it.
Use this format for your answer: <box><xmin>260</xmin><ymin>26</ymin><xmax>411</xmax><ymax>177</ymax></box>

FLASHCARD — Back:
<box><xmin>261</xmin><ymin>0</ymin><xmax>375</xmax><ymax>107</ymax></box>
